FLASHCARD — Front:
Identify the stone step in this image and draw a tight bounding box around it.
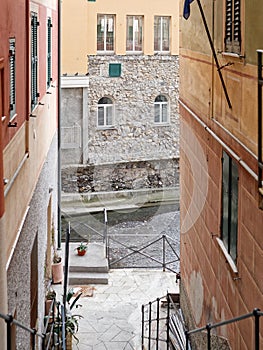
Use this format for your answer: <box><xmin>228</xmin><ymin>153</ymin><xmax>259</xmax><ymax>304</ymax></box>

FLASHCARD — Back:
<box><xmin>68</xmin><ymin>271</ymin><xmax>109</xmax><ymax>285</ymax></box>
<box><xmin>69</xmin><ymin>263</ymin><xmax>108</xmax><ymax>273</ymax></box>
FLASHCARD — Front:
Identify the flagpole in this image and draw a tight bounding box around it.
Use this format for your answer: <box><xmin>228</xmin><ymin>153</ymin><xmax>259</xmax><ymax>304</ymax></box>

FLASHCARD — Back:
<box><xmin>196</xmin><ymin>0</ymin><xmax>232</xmax><ymax>109</ymax></box>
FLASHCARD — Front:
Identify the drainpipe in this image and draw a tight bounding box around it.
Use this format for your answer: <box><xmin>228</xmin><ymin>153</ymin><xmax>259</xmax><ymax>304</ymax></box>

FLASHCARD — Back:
<box><xmin>57</xmin><ymin>0</ymin><xmax>62</xmax><ymax>249</ymax></box>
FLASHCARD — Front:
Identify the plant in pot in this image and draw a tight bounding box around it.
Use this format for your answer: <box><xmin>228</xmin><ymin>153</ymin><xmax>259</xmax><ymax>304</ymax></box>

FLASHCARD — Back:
<box><xmin>75</xmin><ymin>242</ymin><xmax>88</xmax><ymax>256</ymax></box>
<box><xmin>45</xmin><ymin>288</ymin><xmax>56</xmax><ymax>317</ymax></box>
<box><xmin>51</xmin><ymin>251</ymin><xmax>63</xmax><ymax>284</ymax></box>
<box><xmin>55</xmin><ymin>288</ymin><xmax>83</xmax><ymax>348</ymax></box>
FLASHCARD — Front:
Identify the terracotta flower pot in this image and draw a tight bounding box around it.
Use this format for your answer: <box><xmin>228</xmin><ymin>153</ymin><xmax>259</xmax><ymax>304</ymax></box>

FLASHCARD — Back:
<box><xmin>77</xmin><ymin>249</ymin><xmax>86</xmax><ymax>256</ymax></box>
<box><xmin>52</xmin><ymin>261</ymin><xmax>63</xmax><ymax>283</ymax></box>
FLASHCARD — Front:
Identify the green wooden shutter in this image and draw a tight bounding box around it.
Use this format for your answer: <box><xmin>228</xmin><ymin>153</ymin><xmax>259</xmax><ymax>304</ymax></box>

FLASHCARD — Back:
<box><xmin>47</xmin><ymin>18</ymin><xmax>52</xmax><ymax>88</ymax></box>
<box><xmin>109</xmin><ymin>63</ymin><xmax>121</xmax><ymax>77</ymax></box>
<box><xmin>9</xmin><ymin>39</ymin><xmax>16</xmax><ymax>119</ymax></box>
<box><xmin>31</xmin><ymin>13</ymin><xmax>39</xmax><ymax>110</ymax></box>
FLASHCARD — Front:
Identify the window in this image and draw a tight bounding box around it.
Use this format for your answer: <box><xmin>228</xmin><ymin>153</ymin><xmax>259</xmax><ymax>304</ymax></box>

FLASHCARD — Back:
<box><xmin>98</xmin><ymin>97</ymin><xmax>114</xmax><ymax>127</ymax></box>
<box><xmin>221</xmin><ymin>151</ymin><xmax>239</xmax><ymax>262</ymax></box>
<box><xmin>9</xmin><ymin>38</ymin><xmax>16</xmax><ymax>119</ymax></box>
<box><xmin>31</xmin><ymin>12</ymin><xmax>39</xmax><ymax>110</ymax></box>
<box><xmin>154</xmin><ymin>95</ymin><xmax>168</xmax><ymax>123</ymax></box>
<box><xmin>225</xmin><ymin>0</ymin><xmax>241</xmax><ymax>54</ymax></box>
<box><xmin>97</xmin><ymin>15</ymin><xmax>114</xmax><ymax>52</ymax></box>
<box><xmin>154</xmin><ymin>16</ymin><xmax>170</xmax><ymax>52</ymax></box>
<box><xmin>109</xmin><ymin>63</ymin><xmax>121</xmax><ymax>77</ymax></box>
<box><xmin>47</xmin><ymin>17</ymin><xmax>52</xmax><ymax>88</ymax></box>
<box><xmin>126</xmin><ymin>16</ymin><xmax>143</xmax><ymax>52</ymax></box>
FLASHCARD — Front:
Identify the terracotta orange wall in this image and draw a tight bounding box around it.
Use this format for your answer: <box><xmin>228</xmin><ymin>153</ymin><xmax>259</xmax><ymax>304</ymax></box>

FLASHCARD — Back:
<box><xmin>0</xmin><ymin>0</ymin><xmax>27</xmax><ymax>148</ymax></box>
<box><xmin>180</xmin><ymin>107</ymin><xmax>263</xmax><ymax>349</ymax></box>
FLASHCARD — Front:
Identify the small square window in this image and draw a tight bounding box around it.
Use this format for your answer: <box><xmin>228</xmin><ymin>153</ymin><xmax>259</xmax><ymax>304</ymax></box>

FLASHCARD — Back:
<box><xmin>109</xmin><ymin>63</ymin><xmax>121</xmax><ymax>77</ymax></box>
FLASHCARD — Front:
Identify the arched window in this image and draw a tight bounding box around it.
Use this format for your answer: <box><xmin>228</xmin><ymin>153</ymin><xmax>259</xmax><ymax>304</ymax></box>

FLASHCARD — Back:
<box><xmin>154</xmin><ymin>95</ymin><xmax>168</xmax><ymax>123</ymax></box>
<box><xmin>97</xmin><ymin>97</ymin><xmax>114</xmax><ymax>127</ymax></box>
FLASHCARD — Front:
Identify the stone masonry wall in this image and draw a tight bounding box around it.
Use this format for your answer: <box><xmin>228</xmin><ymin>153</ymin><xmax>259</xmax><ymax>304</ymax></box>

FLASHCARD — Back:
<box><xmin>86</xmin><ymin>55</ymin><xmax>180</xmax><ymax>164</ymax></box>
<box><xmin>62</xmin><ymin>158</ymin><xmax>179</xmax><ymax>193</ymax></box>
<box><xmin>61</xmin><ymin>55</ymin><xmax>180</xmax><ymax>193</ymax></box>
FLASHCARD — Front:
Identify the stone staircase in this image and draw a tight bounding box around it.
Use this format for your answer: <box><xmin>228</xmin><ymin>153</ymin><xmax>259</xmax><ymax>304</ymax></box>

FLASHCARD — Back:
<box><xmin>63</xmin><ymin>242</ymin><xmax>109</xmax><ymax>285</ymax></box>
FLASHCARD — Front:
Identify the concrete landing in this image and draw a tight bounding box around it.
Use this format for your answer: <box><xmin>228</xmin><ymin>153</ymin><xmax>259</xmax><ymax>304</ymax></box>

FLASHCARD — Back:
<box><xmin>62</xmin><ymin>242</ymin><xmax>109</xmax><ymax>285</ymax></box>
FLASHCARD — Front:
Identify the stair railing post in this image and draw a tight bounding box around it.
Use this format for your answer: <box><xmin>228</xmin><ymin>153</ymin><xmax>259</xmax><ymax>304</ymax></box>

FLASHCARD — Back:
<box><xmin>63</xmin><ymin>222</ymin><xmax>70</xmax><ymax>308</ymax></box>
<box><xmin>162</xmin><ymin>235</ymin><xmax>166</xmax><ymax>271</ymax></box>
<box><xmin>185</xmin><ymin>331</ymin><xmax>189</xmax><ymax>350</ymax></box>
<box><xmin>253</xmin><ymin>308</ymin><xmax>260</xmax><ymax>350</ymax></box>
<box><xmin>6</xmin><ymin>314</ymin><xmax>13</xmax><ymax>350</ymax></box>
<box><xmin>166</xmin><ymin>293</ymin><xmax>170</xmax><ymax>350</ymax></box>
<box><xmin>148</xmin><ymin>302</ymin><xmax>152</xmax><ymax>350</ymax></box>
<box><xmin>141</xmin><ymin>305</ymin><xmax>144</xmax><ymax>350</ymax></box>
<box><xmin>206</xmin><ymin>324</ymin><xmax>211</xmax><ymax>350</ymax></box>
<box><xmin>156</xmin><ymin>298</ymin><xmax>160</xmax><ymax>350</ymax></box>
<box><xmin>32</xmin><ymin>328</ymin><xmax>37</xmax><ymax>349</ymax></box>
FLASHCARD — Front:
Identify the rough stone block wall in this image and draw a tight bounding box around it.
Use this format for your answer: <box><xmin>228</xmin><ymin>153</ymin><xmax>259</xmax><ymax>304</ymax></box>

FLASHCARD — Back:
<box><xmin>61</xmin><ymin>54</ymin><xmax>180</xmax><ymax>193</ymax></box>
<box><xmin>87</xmin><ymin>54</ymin><xmax>179</xmax><ymax>165</ymax></box>
<box><xmin>62</xmin><ymin>158</ymin><xmax>179</xmax><ymax>193</ymax></box>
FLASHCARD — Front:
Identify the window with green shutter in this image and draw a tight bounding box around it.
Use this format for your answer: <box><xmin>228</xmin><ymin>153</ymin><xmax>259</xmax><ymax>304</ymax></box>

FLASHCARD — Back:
<box><xmin>47</xmin><ymin>17</ymin><xmax>52</xmax><ymax>88</ymax></box>
<box><xmin>31</xmin><ymin>12</ymin><xmax>39</xmax><ymax>111</ymax></box>
<box><xmin>9</xmin><ymin>38</ymin><xmax>16</xmax><ymax>119</ymax></box>
<box><xmin>221</xmin><ymin>151</ymin><xmax>239</xmax><ymax>262</ymax></box>
<box><xmin>109</xmin><ymin>63</ymin><xmax>121</xmax><ymax>77</ymax></box>
<box><xmin>225</xmin><ymin>0</ymin><xmax>241</xmax><ymax>54</ymax></box>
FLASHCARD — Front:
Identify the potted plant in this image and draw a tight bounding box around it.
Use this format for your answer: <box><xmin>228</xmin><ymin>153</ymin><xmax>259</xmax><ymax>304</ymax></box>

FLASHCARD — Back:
<box><xmin>75</xmin><ymin>242</ymin><xmax>88</xmax><ymax>256</ymax></box>
<box><xmin>45</xmin><ymin>289</ymin><xmax>56</xmax><ymax>317</ymax></box>
<box><xmin>51</xmin><ymin>251</ymin><xmax>63</xmax><ymax>283</ymax></box>
<box><xmin>55</xmin><ymin>288</ymin><xmax>83</xmax><ymax>348</ymax></box>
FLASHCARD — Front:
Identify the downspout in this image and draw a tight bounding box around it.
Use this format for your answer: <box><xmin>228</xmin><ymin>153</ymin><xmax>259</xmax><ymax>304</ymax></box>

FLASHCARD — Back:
<box><xmin>57</xmin><ymin>0</ymin><xmax>62</xmax><ymax>249</ymax></box>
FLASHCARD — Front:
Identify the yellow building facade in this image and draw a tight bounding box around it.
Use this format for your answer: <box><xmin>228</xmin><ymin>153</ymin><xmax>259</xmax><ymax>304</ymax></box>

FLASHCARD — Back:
<box><xmin>62</xmin><ymin>0</ymin><xmax>179</xmax><ymax>75</ymax></box>
<box><xmin>61</xmin><ymin>0</ymin><xmax>180</xmax><ymax>196</ymax></box>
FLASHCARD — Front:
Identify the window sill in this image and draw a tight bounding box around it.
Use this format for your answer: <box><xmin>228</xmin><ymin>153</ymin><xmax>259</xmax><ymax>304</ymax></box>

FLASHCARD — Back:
<box><xmin>97</xmin><ymin>51</ymin><xmax>115</xmax><ymax>55</ymax></box>
<box><xmin>97</xmin><ymin>126</ymin><xmax>116</xmax><ymax>130</ymax></box>
<box><xmin>154</xmin><ymin>51</ymin><xmax>170</xmax><ymax>55</ymax></box>
<box><xmin>216</xmin><ymin>237</ymin><xmax>238</xmax><ymax>275</ymax></box>
<box><xmin>220</xmin><ymin>52</ymin><xmax>245</xmax><ymax>59</ymax></box>
<box><xmin>126</xmin><ymin>51</ymin><xmax>143</xmax><ymax>55</ymax></box>
<box><xmin>153</xmin><ymin>122</ymin><xmax>170</xmax><ymax>126</ymax></box>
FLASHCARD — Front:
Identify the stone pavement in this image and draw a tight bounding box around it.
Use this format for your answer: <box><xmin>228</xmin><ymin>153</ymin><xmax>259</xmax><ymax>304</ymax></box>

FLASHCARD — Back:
<box><xmin>54</xmin><ymin>269</ymin><xmax>179</xmax><ymax>350</ymax></box>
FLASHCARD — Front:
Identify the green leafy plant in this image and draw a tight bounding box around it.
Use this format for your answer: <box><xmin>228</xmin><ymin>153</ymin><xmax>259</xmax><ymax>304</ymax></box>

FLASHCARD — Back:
<box><xmin>75</xmin><ymin>242</ymin><xmax>88</xmax><ymax>253</ymax></box>
<box><xmin>55</xmin><ymin>288</ymin><xmax>83</xmax><ymax>344</ymax></box>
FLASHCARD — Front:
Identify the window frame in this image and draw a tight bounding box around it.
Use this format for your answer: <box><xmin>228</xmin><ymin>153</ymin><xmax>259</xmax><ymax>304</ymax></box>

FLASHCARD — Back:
<box><xmin>221</xmin><ymin>151</ymin><xmax>239</xmax><ymax>263</ymax></box>
<box><xmin>126</xmin><ymin>15</ymin><xmax>143</xmax><ymax>53</ymax></box>
<box><xmin>97</xmin><ymin>97</ymin><xmax>114</xmax><ymax>128</ymax></box>
<box><xmin>31</xmin><ymin>12</ymin><xmax>39</xmax><ymax>111</ymax></box>
<box><xmin>224</xmin><ymin>0</ymin><xmax>241</xmax><ymax>55</ymax></box>
<box><xmin>47</xmin><ymin>17</ymin><xmax>52</xmax><ymax>89</ymax></box>
<box><xmin>154</xmin><ymin>16</ymin><xmax>170</xmax><ymax>53</ymax></box>
<box><xmin>97</xmin><ymin>14</ymin><xmax>115</xmax><ymax>54</ymax></box>
<box><xmin>154</xmin><ymin>95</ymin><xmax>169</xmax><ymax>124</ymax></box>
<box><xmin>9</xmin><ymin>38</ymin><xmax>16</xmax><ymax>120</ymax></box>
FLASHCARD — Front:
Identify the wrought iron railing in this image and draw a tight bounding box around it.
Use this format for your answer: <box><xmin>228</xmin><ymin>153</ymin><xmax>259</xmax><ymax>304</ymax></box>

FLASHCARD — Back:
<box><xmin>108</xmin><ymin>233</ymin><xmax>180</xmax><ymax>272</ymax></box>
<box><xmin>0</xmin><ymin>299</ymin><xmax>67</xmax><ymax>350</ymax></box>
<box><xmin>185</xmin><ymin>308</ymin><xmax>263</xmax><ymax>350</ymax></box>
<box><xmin>142</xmin><ymin>292</ymin><xmax>180</xmax><ymax>350</ymax></box>
<box><xmin>142</xmin><ymin>297</ymin><xmax>263</xmax><ymax>350</ymax></box>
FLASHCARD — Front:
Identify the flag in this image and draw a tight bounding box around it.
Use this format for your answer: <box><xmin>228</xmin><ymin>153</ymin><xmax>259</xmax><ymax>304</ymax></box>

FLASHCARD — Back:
<box><xmin>183</xmin><ymin>0</ymin><xmax>194</xmax><ymax>20</ymax></box>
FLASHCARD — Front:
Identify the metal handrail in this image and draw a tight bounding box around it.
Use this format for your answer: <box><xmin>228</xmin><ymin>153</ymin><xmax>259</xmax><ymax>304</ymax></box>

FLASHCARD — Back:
<box><xmin>142</xmin><ymin>293</ymin><xmax>178</xmax><ymax>350</ymax></box>
<box><xmin>0</xmin><ymin>298</ymin><xmax>68</xmax><ymax>350</ymax></box>
<box><xmin>185</xmin><ymin>308</ymin><xmax>263</xmax><ymax>350</ymax></box>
